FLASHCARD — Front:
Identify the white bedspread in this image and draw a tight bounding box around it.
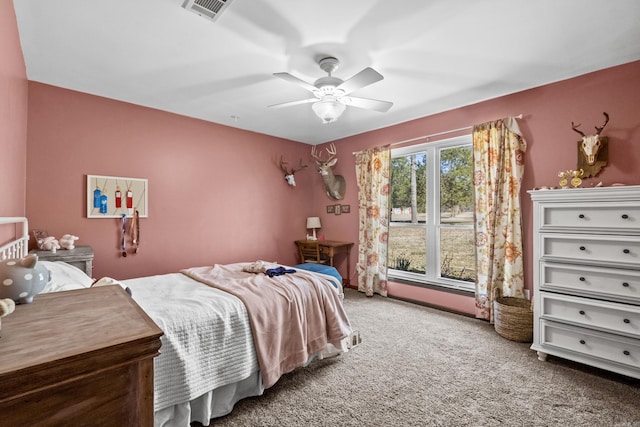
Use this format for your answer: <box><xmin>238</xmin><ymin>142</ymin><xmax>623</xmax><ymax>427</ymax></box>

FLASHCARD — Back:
<box><xmin>123</xmin><ymin>273</ymin><xmax>259</xmax><ymax>412</ymax></box>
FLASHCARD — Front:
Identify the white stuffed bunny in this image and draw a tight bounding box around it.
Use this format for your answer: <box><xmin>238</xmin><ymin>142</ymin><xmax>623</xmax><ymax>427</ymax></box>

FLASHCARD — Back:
<box><xmin>39</xmin><ymin>236</ymin><xmax>61</xmax><ymax>252</ymax></box>
<box><xmin>59</xmin><ymin>234</ymin><xmax>79</xmax><ymax>250</ymax></box>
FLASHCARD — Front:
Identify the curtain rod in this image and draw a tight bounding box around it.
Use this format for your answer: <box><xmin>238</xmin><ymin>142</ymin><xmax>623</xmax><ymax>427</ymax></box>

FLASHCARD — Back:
<box><xmin>352</xmin><ymin>114</ymin><xmax>524</xmax><ymax>155</ymax></box>
<box><xmin>387</xmin><ymin>113</ymin><xmax>524</xmax><ymax>148</ymax></box>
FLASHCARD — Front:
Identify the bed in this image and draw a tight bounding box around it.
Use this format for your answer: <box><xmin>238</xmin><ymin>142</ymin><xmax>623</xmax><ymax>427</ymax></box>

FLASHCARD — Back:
<box><xmin>0</xmin><ymin>217</ymin><xmax>353</xmax><ymax>426</ymax></box>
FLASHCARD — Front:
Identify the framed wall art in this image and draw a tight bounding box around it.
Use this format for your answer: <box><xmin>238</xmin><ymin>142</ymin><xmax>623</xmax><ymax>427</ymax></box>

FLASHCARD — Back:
<box><xmin>87</xmin><ymin>175</ymin><xmax>148</xmax><ymax>218</ymax></box>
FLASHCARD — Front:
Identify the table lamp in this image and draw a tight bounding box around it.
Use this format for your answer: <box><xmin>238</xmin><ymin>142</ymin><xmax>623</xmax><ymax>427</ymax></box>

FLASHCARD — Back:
<box><xmin>306</xmin><ymin>217</ymin><xmax>321</xmax><ymax>240</ymax></box>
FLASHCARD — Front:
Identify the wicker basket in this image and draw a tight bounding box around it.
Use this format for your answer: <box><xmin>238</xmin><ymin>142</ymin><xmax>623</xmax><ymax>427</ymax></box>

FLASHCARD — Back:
<box><xmin>493</xmin><ymin>290</ymin><xmax>533</xmax><ymax>342</ymax></box>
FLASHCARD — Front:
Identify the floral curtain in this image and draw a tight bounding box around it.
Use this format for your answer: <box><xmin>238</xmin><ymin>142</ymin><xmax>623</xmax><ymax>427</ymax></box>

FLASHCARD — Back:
<box><xmin>473</xmin><ymin>117</ymin><xmax>527</xmax><ymax>321</ymax></box>
<box><xmin>355</xmin><ymin>146</ymin><xmax>390</xmax><ymax>297</ymax></box>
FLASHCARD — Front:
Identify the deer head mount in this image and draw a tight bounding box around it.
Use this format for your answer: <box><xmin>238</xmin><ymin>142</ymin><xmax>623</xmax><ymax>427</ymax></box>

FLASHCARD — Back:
<box><xmin>571</xmin><ymin>112</ymin><xmax>609</xmax><ymax>178</ymax></box>
<box><xmin>280</xmin><ymin>156</ymin><xmax>307</xmax><ymax>186</ymax></box>
<box><xmin>311</xmin><ymin>143</ymin><xmax>346</xmax><ymax>200</ymax></box>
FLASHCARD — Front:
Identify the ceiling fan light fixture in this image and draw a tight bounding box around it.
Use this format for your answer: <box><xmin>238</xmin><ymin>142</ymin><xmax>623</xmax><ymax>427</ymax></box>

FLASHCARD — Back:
<box><xmin>312</xmin><ymin>99</ymin><xmax>346</xmax><ymax>124</ymax></box>
<box><xmin>270</xmin><ymin>56</ymin><xmax>391</xmax><ymax>120</ymax></box>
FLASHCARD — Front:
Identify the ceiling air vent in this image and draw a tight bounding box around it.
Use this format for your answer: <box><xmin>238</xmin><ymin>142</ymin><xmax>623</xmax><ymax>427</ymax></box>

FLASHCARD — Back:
<box><xmin>182</xmin><ymin>0</ymin><xmax>234</xmax><ymax>22</ymax></box>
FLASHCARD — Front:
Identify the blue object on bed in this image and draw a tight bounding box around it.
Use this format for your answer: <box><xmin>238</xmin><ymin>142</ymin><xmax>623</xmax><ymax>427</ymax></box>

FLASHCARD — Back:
<box><xmin>294</xmin><ymin>263</ymin><xmax>342</xmax><ymax>287</ymax></box>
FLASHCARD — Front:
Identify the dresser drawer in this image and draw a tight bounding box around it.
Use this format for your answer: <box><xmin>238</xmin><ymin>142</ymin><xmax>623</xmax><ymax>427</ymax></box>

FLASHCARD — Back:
<box><xmin>542</xmin><ymin>234</ymin><xmax>640</xmax><ymax>268</ymax></box>
<box><xmin>540</xmin><ymin>292</ymin><xmax>640</xmax><ymax>338</ymax></box>
<box><xmin>541</xmin><ymin>262</ymin><xmax>640</xmax><ymax>303</ymax></box>
<box><xmin>540</xmin><ymin>320</ymin><xmax>640</xmax><ymax>369</ymax></box>
<box><xmin>541</xmin><ymin>202</ymin><xmax>640</xmax><ymax>232</ymax></box>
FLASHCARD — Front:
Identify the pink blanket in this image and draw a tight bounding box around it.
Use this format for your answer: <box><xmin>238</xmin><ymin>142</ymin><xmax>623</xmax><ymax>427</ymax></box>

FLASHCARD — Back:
<box><xmin>182</xmin><ymin>263</ymin><xmax>351</xmax><ymax>388</ymax></box>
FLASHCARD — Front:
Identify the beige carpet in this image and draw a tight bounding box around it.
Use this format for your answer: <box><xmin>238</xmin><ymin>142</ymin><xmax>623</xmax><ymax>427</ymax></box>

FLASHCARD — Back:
<box><xmin>210</xmin><ymin>289</ymin><xmax>640</xmax><ymax>426</ymax></box>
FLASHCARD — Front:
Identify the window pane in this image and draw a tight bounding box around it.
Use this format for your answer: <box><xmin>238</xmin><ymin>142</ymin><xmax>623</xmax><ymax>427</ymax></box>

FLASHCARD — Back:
<box><xmin>439</xmin><ymin>227</ymin><xmax>476</xmax><ymax>282</ymax></box>
<box><xmin>390</xmin><ymin>152</ymin><xmax>427</xmax><ymax>274</ymax></box>
<box><xmin>439</xmin><ymin>146</ymin><xmax>473</xmax><ymax>224</ymax></box>
<box><xmin>390</xmin><ymin>153</ymin><xmax>426</xmax><ymax>223</ymax></box>
<box><xmin>388</xmin><ymin>224</ymin><xmax>426</xmax><ymax>273</ymax></box>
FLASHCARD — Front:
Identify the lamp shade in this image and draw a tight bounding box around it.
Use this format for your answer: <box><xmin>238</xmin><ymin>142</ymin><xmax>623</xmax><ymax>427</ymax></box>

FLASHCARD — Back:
<box><xmin>306</xmin><ymin>217</ymin><xmax>321</xmax><ymax>229</ymax></box>
<box><xmin>312</xmin><ymin>99</ymin><xmax>346</xmax><ymax>124</ymax></box>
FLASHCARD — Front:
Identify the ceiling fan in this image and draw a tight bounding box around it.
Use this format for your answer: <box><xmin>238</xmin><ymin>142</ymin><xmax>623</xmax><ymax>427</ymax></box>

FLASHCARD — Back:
<box><xmin>269</xmin><ymin>57</ymin><xmax>393</xmax><ymax>124</ymax></box>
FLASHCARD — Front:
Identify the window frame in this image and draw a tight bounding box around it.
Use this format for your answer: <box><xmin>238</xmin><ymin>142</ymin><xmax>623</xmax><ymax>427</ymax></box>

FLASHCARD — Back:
<box><xmin>388</xmin><ymin>134</ymin><xmax>475</xmax><ymax>293</ymax></box>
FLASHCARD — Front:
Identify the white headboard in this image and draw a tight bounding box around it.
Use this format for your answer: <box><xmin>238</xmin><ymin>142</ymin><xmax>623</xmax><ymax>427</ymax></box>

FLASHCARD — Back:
<box><xmin>0</xmin><ymin>217</ymin><xmax>29</xmax><ymax>260</ymax></box>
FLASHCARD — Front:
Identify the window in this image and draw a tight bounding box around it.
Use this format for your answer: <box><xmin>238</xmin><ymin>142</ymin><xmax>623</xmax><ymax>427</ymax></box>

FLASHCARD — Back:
<box><xmin>388</xmin><ymin>135</ymin><xmax>475</xmax><ymax>292</ymax></box>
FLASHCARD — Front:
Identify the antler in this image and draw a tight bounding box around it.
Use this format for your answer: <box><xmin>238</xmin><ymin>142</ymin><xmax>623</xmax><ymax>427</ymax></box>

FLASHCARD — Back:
<box><xmin>310</xmin><ymin>145</ymin><xmax>322</xmax><ymax>161</ymax></box>
<box><xmin>571</xmin><ymin>121</ymin><xmax>586</xmax><ymax>137</ymax></box>
<box><xmin>595</xmin><ymin>112</ymin><xmax>609</xmax><ymax>135</ymax></box>
<box><xmin>280</xmin><ymin>156</ymin><xmax>290</xmax><ymax>173</ymax></box>
<box><xmin>291</xmin><ymin>159</ymin><xmax>307</xmax><ymax>173</ymax></box>
<box><xmin>311</xmin><ymin>143</ymin><xmax>337</xmax><ymax>162</ymax></box>
<box><xmin>280</xmin><ymin>156</ymin><xmax>307</xmax><ymax>174</ymax></box>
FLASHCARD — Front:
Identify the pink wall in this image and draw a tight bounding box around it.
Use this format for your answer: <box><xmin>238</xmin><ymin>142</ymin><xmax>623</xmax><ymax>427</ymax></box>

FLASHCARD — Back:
<box><xmin>314</xmin><ymin>60</ymin><xmax>640</xmax><ymax>314</ymax></box>
<box><xmin>15</xmin><ymin>26</ymin><xmax>640</xmax><ymax>315</ymax></box>
<box><xmin>0</xmin><ymin>0</ymin><xmax>28</xmax><ymax>219</ymax></box>
<box><xmin>26</xmin><ymin>83</ymin><xmax>317</xmax><ymax>279</ymax></box>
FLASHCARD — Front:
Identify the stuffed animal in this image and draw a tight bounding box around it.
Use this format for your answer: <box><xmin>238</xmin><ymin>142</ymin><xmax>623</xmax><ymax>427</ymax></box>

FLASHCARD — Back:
<box><xmin>39</xmin><ymin>236</ymin><xmax>61</xmax><ymax>253</ymax></box>
<box><xmin>0</xmin><ymin>298</ymin><xmax>16</xmax><ymax>335</ymax></box>
<box><xmin>59</xmin><ymin>234</ymin><xmax>79</xmax><ymax>250</ymax></box>
<box><xmin>0</xmin><ymin>254</ymin><xmax>50</xmax><ymax>304</ymax></box>
<box><xmin>91</xmin><ymin>277</ymin><xmax>132</xmax><ymax>296</ymax></box>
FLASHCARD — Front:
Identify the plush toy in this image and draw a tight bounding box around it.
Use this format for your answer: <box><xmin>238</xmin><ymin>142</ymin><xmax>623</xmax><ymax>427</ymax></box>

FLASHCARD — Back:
<box><xmin>59</xmin><ymin>234</ymin><xmax>79</xmax><ymax>250</ymax></box>
<box><xmin>91</xmin><ymin>277</ymin><xmax>132</xmax><ymax>296</ymax></box>
<box><xmin>0</xmin><ymin>254</ymin><xmax>50</xmax><ymax>304</ymax></box>
<box><xmin>39</xmin><ymin>236</ymin><xmax>61</xmax><ymax>253</ymax></box>
<box><xmin>0</xmin><ymin>298</ymin><xmax>16</xmax><ymax>335</ymax></box>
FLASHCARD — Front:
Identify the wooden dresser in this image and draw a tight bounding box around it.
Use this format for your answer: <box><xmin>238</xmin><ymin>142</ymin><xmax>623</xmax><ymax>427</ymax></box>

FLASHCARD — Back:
<box><xmin>0</xmin><ymin>286</ymin><xmax>163</xmax><ymax>425</ymax></box>
<box><xmin>529</xmin><ymin>185</ymin><xmax>640</xmax><ymax>379</ymax></box>
<box><xmin>30</xmin><ymin>245</ymin><xmax>94</xmax><ymax>277</ymax></box>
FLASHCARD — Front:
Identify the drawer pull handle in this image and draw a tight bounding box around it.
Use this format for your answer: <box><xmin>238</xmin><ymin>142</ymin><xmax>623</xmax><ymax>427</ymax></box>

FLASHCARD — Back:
<box><xmin>579</xmin><ymin>339</ymin><xmax>586</xmax><ymax>345</ymax></box>
<box><xmin>578</xmin><ymin>214</ymin><xmax>585</xmax><ymax>219</ymax></box>
<box><xmin>579</xmin><ymin>277</ymin><xmax>586</xmax><ymax>282</ymax></box>
<box><xmin>622</xmin><ymin>214</ymin><xmax>629</xmax><ymax>219</ymax></box>
<box><xmin>624</xmin><ymin>318</ymin><xmax>630</xmax><ymax>324</ymax></box>
<box><xmin>579</xmin><ymin>310</ymin><xmax>585</xmax><ymax>315</ymax></box>
<box><xmin>624</xmin><ymin>350</ymin><xmax>631</xmax><ymax>356</ymax></box>
<box><xmin>623</xmin><ymin>282</ymin><xmax>630</xmax><ymax>287</ymax></box>
<box><xmin>579</xmin><ymin>246</ymin><xmax>586</xmax><ymax>251</ymax></box>
<box><xmin>623</xmin><ymin>249</ymin><xmax>630</xmax><ymax>254</ymax></box>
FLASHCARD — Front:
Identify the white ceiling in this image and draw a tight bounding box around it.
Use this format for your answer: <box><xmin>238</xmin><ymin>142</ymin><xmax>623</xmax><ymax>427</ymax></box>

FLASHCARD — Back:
<box><xmin>13</xmin><ymin>0</ymin><xmax>640</xmax><ymax>145</ymax></box>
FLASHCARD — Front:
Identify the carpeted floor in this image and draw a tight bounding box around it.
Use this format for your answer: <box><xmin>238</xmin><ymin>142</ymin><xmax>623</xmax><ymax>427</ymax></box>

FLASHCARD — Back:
<box><xmin>210</xmin><ymin>289</ymin><xmax>640</xmax><ymax>426</ymax></box>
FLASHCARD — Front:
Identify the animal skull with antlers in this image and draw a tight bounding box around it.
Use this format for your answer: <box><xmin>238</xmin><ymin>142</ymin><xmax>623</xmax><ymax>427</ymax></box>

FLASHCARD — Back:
<box><xmin>571</xmin><ymin>112</ymin><xmax>609</xmax><ymax>178</ymax></box>
<box><xmin>311</xmin><ymin>143</ymin><xmax>346</xmax><ymax>200</ymax></box>
<box><xmin>280</xmin><ymin>156</ymin><xmax>307</xmax><ymax>186</ymax></box>
<box><xmin>572</xmin><ymin>112</ymin><xmax>609</xmax><ymax>165</ymax></box>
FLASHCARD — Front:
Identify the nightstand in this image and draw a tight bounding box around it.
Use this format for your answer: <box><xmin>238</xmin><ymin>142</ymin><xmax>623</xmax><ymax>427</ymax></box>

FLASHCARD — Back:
<box><xmin>30</xmin><ymin>245</ymin><xmax>94</xmax><ymax>278</ymax></box>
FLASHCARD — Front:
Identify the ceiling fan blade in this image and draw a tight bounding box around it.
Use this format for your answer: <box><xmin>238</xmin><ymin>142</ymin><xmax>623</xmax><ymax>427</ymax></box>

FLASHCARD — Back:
<box><xmin>337</xmin><ymin>67</ymin><xmax>384</xmax><ymax>95</ymax></box>
<box><xmin>268</xmin><ymin>98</ymin><xmax>317</xmax><ymax>109</ymax></box>
<box><xmin>343</xmin><ymin>96</ymin><xmax>393</xmax><ymax>113</ymax></box>
<box><xmin>273</xmin><ymin>72</ymin><xmax>318</xmax><ymax>93</ymax></box>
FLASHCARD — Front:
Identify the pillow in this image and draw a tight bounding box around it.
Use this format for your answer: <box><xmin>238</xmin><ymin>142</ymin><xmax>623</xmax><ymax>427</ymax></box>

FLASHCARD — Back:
<box><xmin>39</xmin><ymin>261</ymin><xmax>93</xmax><ymax>293</ymax></box>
